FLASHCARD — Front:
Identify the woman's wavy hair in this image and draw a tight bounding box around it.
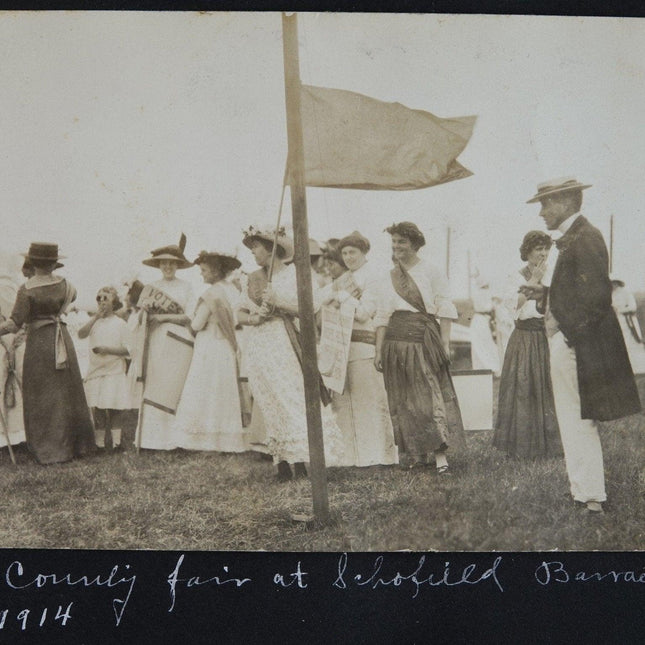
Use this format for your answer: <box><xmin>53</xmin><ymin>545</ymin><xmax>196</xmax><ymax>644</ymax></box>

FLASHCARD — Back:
<box><xmin>384</xmin><ymin>221</ymin><xmax>426</xmax><ymax>251</ymax></box>
<box><xmin>520</xmin><ymin>230</ymin><xmax>552</xmax><ymax>262</ymax></box>
<box><xmin>97</xmin><ymin>286</ymin><xmax>123</xmax><ymax>312</ymax></box>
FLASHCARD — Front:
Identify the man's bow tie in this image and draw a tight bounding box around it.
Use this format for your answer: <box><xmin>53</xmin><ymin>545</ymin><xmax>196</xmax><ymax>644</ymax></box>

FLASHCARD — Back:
<box><xmin>555</xmin><ymin>236</ymin><xmax>567</xmax><ymax>250</ymax></box>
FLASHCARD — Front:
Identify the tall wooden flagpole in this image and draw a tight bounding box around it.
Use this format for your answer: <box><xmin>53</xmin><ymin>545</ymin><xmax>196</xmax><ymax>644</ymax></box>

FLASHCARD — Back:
<box><xmin>282</xmin><ymin>12</ymin><xmax>330</xmax><ymax>524</ymax></box>
<box><xmin>446</xmin><ymin>226</ymin><xmax>451</xmax><ymax>279</ymax></box>
<box><xmin>609</xmin><ymin>214</ymin><xmax>614</xmax><ymax>273</ymax></box>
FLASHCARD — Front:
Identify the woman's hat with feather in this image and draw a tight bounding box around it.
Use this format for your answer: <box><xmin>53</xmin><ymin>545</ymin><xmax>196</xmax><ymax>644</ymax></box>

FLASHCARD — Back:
<box><xmin>142</xmin><ymin>233</ymin><xmax>193</xmax><ymax>269</ymax></box>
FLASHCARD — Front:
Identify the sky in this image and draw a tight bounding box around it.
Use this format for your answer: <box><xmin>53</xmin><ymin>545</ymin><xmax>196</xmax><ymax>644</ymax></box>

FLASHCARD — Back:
<box><xmin>0</xmin><ymin>12</ymin><xmax>643</xmax><ymax>309</ymax></box>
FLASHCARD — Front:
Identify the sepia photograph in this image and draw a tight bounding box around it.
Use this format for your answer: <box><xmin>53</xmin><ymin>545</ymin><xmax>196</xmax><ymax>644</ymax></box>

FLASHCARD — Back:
<box><xmin>0</xmin><ymin>10</ymin><xmax>643</xmax><ymax>554</ymax></box>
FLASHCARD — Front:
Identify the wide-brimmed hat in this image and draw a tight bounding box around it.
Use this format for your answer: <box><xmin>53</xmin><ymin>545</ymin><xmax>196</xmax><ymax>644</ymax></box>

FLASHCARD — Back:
<box><xmin>242</xmin><ymin>226</ymin><xmax>294</xmax><ymax>261</ymax></box>
<box><xmin>193</xmin><ymin>251</ymin><xmax>242</xmax><ymax>275</ymax></box>
<box><xmin>21</xmin><ymin>257</ymin><xmax>64</xmax><ymax>271</ymax></box>
<box><xmin>21</xmin><ymin>242</ymin><xmax>66</xmax><ymax>264</ymax></box>
<box><xmin>337</xmin><ymin>231</ymin><xmax>371</xmax><ymax>254</ymax></box>
<box><xmin>142</xmin><ymin>233</ymin><xmax>193</xmax><ymax>269</ymax></box>
<box><xmin>526</xmin><ymin>177</ymin><xmax>592</xmax><ymax>204</ymax></box>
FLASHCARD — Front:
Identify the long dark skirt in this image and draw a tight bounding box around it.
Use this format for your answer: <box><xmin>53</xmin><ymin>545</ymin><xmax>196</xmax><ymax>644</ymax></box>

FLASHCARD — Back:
<box><xmin>22</xmin><ymin>324</ymin><xmax>95</xmax><ymax>464</ymax></box>
<box><xmin>382</xmin><ymin>311</ymin><xmax>465</xmax><ymax>460</ymax></box>
<box><xmin>493</xmin><ymin>318</ymin><xmax>562</xmax><ymax>458</ymax></box>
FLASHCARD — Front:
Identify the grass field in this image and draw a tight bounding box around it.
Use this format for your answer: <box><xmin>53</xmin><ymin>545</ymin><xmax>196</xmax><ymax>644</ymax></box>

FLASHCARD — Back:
<box><xmin>0</xmin><ymin>398</ymin><xmax>643</xmax><ymax>552</ymax></box>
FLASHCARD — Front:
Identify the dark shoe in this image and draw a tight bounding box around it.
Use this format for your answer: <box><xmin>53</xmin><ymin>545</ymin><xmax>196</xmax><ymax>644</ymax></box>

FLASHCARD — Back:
<box><xmin>436</xmin><ymin>465</ymin><xmax>450</xmax><ymax>475</ymax></box>
<box><xmin>277</xmin><ymin>461</ymin><xmax>293</xmax><ymax>482</ymax></box>
<box><xmin>294</xmin><ymin>462</ymin><xmax>308</xmax><ymax>479</ymax></box>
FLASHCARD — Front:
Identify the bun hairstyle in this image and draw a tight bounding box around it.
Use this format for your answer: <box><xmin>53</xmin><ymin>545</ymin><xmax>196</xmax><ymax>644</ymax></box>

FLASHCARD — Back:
<box><xmin>520</xmin><ymin>230</ymin><xmax>552</xmax><ymax>262</ymax></box>
<box><xmin>384</xmin><ymin>222</ymin><xmax>426</xmax><ymax>251</ymax></box>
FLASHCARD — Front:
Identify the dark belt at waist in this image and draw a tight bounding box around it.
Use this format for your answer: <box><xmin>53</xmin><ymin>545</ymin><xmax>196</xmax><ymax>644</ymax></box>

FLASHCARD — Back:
<box><xmin>27</xmin><ymin>316</ymin><xmax>66</xmax><ymax>332</ymax></box>
<box><xmin>514</xmin><ymin>318</ymin><xmax>545</xmax><ymax>332</ymax></box>
<box><xmin>385</xmin><ymin>310</ymin><xmax>438</xmax><ymax>343</ymax></box>
<box><xmin>384</xmin><ymin>310</ymin><xmax>448</xmax><ymax>372</ymax></box>
<box><xmin>350</xmin><ymin>329</ymin><xmax>376</xmax><ymax>345</ymax></box>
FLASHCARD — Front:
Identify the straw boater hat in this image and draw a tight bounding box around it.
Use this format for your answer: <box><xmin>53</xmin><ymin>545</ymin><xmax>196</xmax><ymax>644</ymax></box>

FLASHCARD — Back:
<box><xmin>526</xmin><ymin>177</ymin><xmax>592</xmax><ymax>204</ymax></box>
<box><xmin>337</xmin><ymin>231</ymin><xmax>371</xmax><ymax>254</ymax></box>
<box><xmin>21</xmin><ymin>242</ymin><xmax>65</xmax><ymax>269</ymax></box>
<box><xmin>142</xmin><ymin>234</ymin><xmax>193</xmax><ymax>269</ymax></box>
<box><xmin>193</xmin><ymin>251</ymin><xmax>242</xmax><ymax>275</ymax></box>
<box><xmin>242</xmin><ymin>226</ymin><xmax>294</xmax><ymax>261</ymax></box>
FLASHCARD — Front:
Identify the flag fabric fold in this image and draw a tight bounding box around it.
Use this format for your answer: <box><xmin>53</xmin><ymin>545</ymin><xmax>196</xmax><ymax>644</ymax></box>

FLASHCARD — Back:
<box><xmin>296</xmin><ymin>85</ymin><xmax>476</xmax><ymax>191</ymax></box>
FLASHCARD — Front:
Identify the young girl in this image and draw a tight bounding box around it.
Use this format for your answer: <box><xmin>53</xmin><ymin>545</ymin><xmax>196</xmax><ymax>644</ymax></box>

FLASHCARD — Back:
<box><xmin>78</xmin><ymin>286</ymin><xmax>130</xmax><ymax>450</ymax></box>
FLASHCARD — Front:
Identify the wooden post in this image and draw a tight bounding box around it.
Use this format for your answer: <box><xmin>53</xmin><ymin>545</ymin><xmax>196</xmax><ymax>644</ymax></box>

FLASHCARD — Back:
<box><xmin>282</xmin><ymin>12</ymin><xmax>330</xmax><ymax>524</ymax></box>
<box><xmin>446</xmin><ymin>226</ymin><xmax>451</xmax><ymax>279</ymax></box>
<box><xmin>609</xmin><ymin>214</ymin><xmax>614</xmax><ymax>273</ymax></box>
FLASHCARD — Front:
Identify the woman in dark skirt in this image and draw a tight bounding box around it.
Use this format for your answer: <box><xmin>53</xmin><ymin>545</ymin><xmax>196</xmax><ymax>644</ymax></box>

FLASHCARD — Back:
<box><xmin>493</xmin><ymin>231</ymin><xmax>562</xmax><ymax>458</ymax></box>
<box><xmin>374</xmin><ymin>222</ymin><xmax>465</xmax><ymax>473</ymax></box>
<box><xmin>0</xmin><ymin>243</ymin><xmax>95</xmax><ymax>464</ymax></box>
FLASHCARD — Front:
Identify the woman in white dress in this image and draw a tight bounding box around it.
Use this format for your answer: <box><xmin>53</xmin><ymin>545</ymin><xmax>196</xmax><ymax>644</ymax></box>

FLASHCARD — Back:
<box><xmin>237</xmin><ymin>227</ymin><xmax>343</xmax><ymax>481</ymax></box>
<box><xmin>136</xmin><ymin>236</ymin><xmax>195</xmax><ymax>451</ymax></box>
<box><xmin>173</xmin><ymin>252</ymin><xmax>246</xmax><ymax>452</ymax></box>
<box><xmin>321</xmin><ymin>231</ymin><xmax>397</xmax><ymax>467</ymax></box>
<box><xmin>611</xmin><ymin>277</ymin><xmax>645</xmax><ymax>375</ymax></box>
<box><xmin>78</xmin><ymin>286</ymin><xmax>130</xmax><ymax>450</ymax></box>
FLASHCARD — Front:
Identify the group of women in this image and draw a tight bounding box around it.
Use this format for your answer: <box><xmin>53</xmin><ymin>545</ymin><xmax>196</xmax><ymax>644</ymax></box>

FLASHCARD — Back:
<box><xmin>0</xmin><ymin>222</ymin><xmax>570</xmax><ymax>476</ymax></box>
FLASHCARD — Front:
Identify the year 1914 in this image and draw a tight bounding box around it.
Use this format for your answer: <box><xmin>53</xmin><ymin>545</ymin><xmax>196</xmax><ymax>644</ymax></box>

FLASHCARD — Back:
<box><xmin>0</xmin><ymin>603</ymin><xmax>73</xmax><ymax>631</ymax></box>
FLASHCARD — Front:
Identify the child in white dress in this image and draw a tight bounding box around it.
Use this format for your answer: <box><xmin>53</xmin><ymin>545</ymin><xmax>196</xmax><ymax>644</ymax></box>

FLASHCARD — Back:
<box><xmin>78</xmin><ymin>286</ymin><xmax>131</xmax><ymax>450</ymax></box>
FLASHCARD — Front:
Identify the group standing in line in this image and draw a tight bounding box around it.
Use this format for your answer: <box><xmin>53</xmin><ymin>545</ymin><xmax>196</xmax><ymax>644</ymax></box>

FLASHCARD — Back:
<box><xmin>0</xmin><ymin>175</ymin><xmax>641</xmax><ymax>515</ymax></box>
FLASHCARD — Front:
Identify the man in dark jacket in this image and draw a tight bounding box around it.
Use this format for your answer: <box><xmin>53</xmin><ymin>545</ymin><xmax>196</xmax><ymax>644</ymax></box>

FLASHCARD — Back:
<box><xmin>523</xmin><ymin>177</ymin><xmax>641</xmax><ymax>513</ymax></box>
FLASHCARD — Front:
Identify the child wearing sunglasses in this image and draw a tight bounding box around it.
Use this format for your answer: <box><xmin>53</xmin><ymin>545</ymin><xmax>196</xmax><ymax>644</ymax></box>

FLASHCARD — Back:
<box><xmin>77</xmin><ymin>286</ymin><xmax>130</xmax><ymax>450</ymax></box>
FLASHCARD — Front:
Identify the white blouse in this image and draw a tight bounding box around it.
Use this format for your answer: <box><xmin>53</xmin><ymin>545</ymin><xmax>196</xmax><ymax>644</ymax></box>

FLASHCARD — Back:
<box><xmin>374</xmin><ymin>258</ymin><xmax>457</xmax><ymax>328</ymax></box>
<box><xmin>499</xmin><ymin>269</ymin><xmax>543</xmax><ymax>321</ymax></box>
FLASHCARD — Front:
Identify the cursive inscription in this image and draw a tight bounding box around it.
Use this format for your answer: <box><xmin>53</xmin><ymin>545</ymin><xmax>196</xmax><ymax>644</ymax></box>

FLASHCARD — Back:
<box><xmin>333</xmin><ymin>553</ymin><xmax>504</xmax><ymax>597</ymax></box>
<box><xmin>167</xmin><ymin>554</ymin><xmax>252</xmax><ymax>612</ymax></box>
<box><xmin>535</xmin><ymin>561</ymin><xmax>645</xmax><ymax>585</ymax></box>
<box><xmin>5</xmin><ymin>561</ymin><xmax>136</xmax><ymax>627</ymax></box>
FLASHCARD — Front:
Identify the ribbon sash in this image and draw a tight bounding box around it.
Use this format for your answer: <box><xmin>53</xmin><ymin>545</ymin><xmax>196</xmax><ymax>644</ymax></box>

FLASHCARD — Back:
<box><xmin>390</xmin><ymin>261</ymin><xmax>427</xmax><ymax>314</ymax></box>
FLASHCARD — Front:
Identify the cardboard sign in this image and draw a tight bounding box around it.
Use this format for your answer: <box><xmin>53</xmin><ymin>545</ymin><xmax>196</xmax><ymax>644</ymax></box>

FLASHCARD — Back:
<box><xmin>319</xmin><ymin>300</ymin><xmax>355</xmax><ymax>394</ymax></box>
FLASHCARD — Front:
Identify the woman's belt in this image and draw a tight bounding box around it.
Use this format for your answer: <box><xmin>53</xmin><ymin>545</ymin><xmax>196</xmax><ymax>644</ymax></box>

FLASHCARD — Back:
<box><xmin>27</xmin><ymin>316</ymin><xmax>69</xmax><ymax>370</ymax></box>
<box><xmin>28</xmin><ymin>316</ymin><xmax>66</xmax><ymax>332</ymax></box>
<box><xmin>384</xmin><ymin>310</ymin><xmax>449</xmax><ymax>373</ymax></box>
<box><xmin>514</xmin><ymin>318</ymin><xmax>545</xmax><ymax>332</ymax></box>
<box><xmin>385</xmin><ymin>310</ymin><xmax>437</xmax><ymax>343</ymax></box>
<box><xmin>350</xmin><ymin>329</ymin><xmax>376</xmax><ymax>345</ymax></box>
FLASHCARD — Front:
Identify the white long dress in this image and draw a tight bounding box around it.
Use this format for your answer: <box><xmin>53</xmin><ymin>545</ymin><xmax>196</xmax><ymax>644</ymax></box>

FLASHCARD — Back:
<box><xmin>470</xmin><ymin>287</ymin><xmax>501</xmax><ymax>376</ymax></box>
<box><xmin>0</xmin><ymin>333</ymin><xmax>26</xmax><ymax>449</ymax></box>
<box><xmin>612</xmin><ymin>286</ymin><xmax>645</xmax><ymax>374</ymax></box>
<box><xmin>238</xmin><ymin>265</ymin><xmax>343</xmax><ymax>466</ymax></box>
<box><xmin>83</xmin><ymin>315</ymin><xmax>131</xmax><ymax>409</ymax></box>
<box><xmin>322</xmin><ymin>262</ymin><xmax>397</xmax><ymax>466</ymax></box>
<box><xmin>138</xmin><ymin>277</ymin><xmax>195</xmax><ymax>450</ymax></box>
<box><xmin>173</xmin><ymin>284</ymin><xmax>246</xmax><ymax>452</ymax></box>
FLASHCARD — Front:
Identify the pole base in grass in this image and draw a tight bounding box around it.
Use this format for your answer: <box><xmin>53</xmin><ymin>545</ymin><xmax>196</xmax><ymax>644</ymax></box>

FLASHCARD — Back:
<box><xmin>290</xmin><ymin>511</ymin><xmax>340</xmax><ymax>530</ymax></box>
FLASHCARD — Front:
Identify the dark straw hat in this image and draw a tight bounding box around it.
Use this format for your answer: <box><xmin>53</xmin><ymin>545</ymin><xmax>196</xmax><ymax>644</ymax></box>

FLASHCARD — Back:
<box><xmin>21</xmin><ymin>242</ymin><xmax>66</xmax><ymax>262</ymax></box>
<box><xmin>142</xmin><ymin>233</ymin><xmax>193</xmax><ymax>269</ymax></box>
<box><xmin>193</xmin><ymin>251</ymin><xmax>242</xmax><ymax>275</ymax></box>
<box><xmin>337</xmin><ymin>231</ymin><xmax>371</xmax><ymax>254</ymax></box>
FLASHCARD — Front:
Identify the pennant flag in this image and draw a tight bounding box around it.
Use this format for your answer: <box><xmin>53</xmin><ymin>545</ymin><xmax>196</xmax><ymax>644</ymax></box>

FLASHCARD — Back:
<box><xmin>296</xmin><ymin>85</ymin><xmax>476</xmax><ymax>191</ymax></box>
